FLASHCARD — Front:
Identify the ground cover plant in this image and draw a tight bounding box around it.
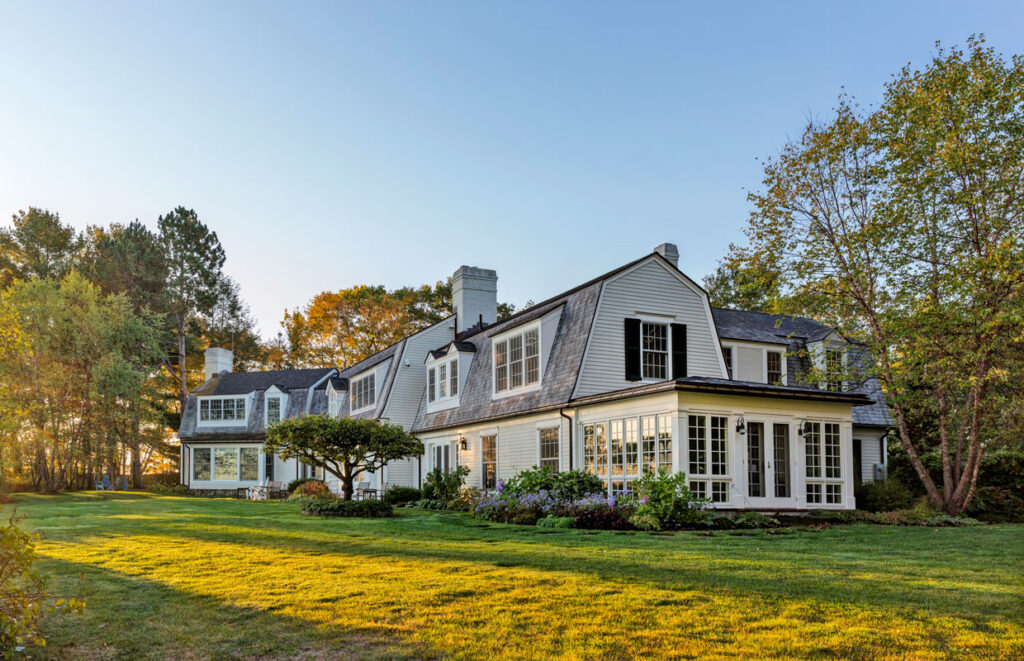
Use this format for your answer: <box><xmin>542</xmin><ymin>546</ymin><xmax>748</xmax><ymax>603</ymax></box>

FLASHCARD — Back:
<box><xmin>10</xmin><ymin>492</ymin><xmax>1022</xmax><ymax>659</ymax></box>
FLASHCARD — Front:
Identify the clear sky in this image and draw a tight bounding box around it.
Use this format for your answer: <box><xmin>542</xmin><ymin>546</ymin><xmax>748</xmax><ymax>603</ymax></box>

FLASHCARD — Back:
<box><xmin>2</xmin><ymin>2</ymin><xmax>1021</xmax><ymax>337</ymax></box>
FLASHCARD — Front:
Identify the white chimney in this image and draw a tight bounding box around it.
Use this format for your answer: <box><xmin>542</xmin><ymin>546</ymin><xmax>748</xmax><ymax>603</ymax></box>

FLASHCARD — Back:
<box><xmin>204</xmin><ymin>347</ymin><xmax>233</xmax><ymax>381</ymax></box>
<box><xmin>452</xmin><ymin>265</ymin><xmax>498</xmax><ymax>333</ymax></box>
<box><xmin>654</xmin><ymin>242</ymin><xmax>679</xmax><ymax>268</ymax></box>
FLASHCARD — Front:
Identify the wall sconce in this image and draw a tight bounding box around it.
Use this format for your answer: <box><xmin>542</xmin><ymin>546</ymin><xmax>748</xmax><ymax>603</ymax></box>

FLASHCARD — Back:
<box><xmin>735</xmin><ymin>416</ymin><xmax>746</xmax><ymax>435</ymax></box>
<box><xmin>459</xmin><ymin>437</ymin><xmax>468</xmax><ymax>451</ymax></box>
<box><xmin>798</xmin><ymin>420</ymin><xmax>811</xmax><ymax>437</ymax></box>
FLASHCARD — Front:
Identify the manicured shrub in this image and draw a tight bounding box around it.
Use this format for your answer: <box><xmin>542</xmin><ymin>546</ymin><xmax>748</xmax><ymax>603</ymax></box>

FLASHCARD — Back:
<box><xmin>536</xmin><ymin>516</ymin><xmax>574</xmax><ymax>529</ymax></box>
<box><xmin>856</xmin><ymin>478</ymin><xmax>913</xmax><ymax>512</ymax></box>
<box><xmin>628</xmin><ymin>470</ymin><xmax>709</xmax><ymax>529</ymax></box>
<box><xmin>966</xmin><ymin>487</ymin><xmax>1024</xmax><ymax>523</ymax></box>
<box><xmin>512</xmin><ymin>510</ymin><xmax>541</xmax><ymax>526</ymax></box>
<box><xmin>445</xmin><ymin>488</ymin><xmax>482</xmax><ymax>512</ymax></box>
<box><xmin>629</xmin><ymin>513</ymin><xmax>662</xmax><ymax>531</ymax></box>
<box><xmin>423</xmin><ymin>466</ymin><xmax>469</xmax><ymax>502</ymax></box>
<box><xmin>144</xmin><ymin>472</ymin><xmax>180</xmax><ymax>488</ymax></box>
<box><xmin>415</xmin><ymin>499</ymin><xmax>448</xmax><ymax>510</ymax></box>
<box><xmin>287</xmin><ymin>478</ymin><xmax>313</xmax><ymax>493</ymax></box>
<box><xmin>384</xmin><ymin>486</ymin><xmax>422</xmax><ymax>506</ymax></box>
<box><xmin>147</xmin><ymin>483</ymin><xmax>188</xmax><ymax>495</ymax></box>
<box><xmin>572</xmin><ymin>508</ymin><xmax>634</xmax><ymax>531</ymax></box>
<box><xmin>302</xmin><ymin>499</ymin><xmax>393</xmax><ymax>518</ymax></box>
<box><xmin>502</xmin><ymin>466</ymin><xmax>604</xmax><ymax>501</ymax></box>
<box><xmin>288</xmin><ymin>480</ymin><xmax>333</xmax><ymax>501</ymax></box>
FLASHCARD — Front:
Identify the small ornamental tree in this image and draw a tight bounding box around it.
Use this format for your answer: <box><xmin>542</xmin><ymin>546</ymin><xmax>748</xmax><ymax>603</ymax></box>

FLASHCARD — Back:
<box><xmin>264</xmin><ymin>415</ymin><xmax>423</xmax><ymax>501</ymax></box>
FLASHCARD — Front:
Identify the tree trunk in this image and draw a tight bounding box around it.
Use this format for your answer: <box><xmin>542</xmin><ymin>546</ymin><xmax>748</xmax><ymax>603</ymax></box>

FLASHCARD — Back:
<box><xmin>177</xmin><ymin>323</ymin><xmax>188</xmax><ymax>417</ymax></box>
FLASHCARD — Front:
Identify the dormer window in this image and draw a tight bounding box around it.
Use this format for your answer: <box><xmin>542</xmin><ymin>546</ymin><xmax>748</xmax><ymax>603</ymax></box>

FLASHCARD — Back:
<box><xmin>427</xmin><ymin>356</ymin><xmax>459</xmax><ymax>404</ymax></box>
<box><xmin>494</xmin><ymin>323</ymin><xmax>540</xmax><ymax>395</ymax></box>
<box><xmin>825</xmin><ymin>349</ymin><xmax>844</xmax><ymax>391</ymax></box>
<box><xmin>766</xmin><ymin>351</ymin><xmax>783</xmax><ymax>384</ymax></box>
<box><xmin>199</xmin><ymin>396</ymin><xmax>247</xmax><ymax>422</ymax></box>
<box><xmin>266</xmin><ymin>396</ymin><xmax>281</xmax><ymax>424</ymax></box>
<box><xmin>352</xmin><ymin>373</ymin><xmax>375</xmax><ymax>411</ymax></box>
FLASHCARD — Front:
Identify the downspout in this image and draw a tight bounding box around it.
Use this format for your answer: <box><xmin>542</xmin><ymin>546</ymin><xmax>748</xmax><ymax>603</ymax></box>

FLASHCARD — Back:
<box><xmin>560</xmin><ymin>408</ymin><xmax>574</xmax><ymax>470</ymax></box>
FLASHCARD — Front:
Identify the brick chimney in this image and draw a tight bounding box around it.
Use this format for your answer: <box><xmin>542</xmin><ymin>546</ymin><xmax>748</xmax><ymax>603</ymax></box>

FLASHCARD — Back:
<box><xmin>204</xmin><ymin>347</ymin><xmax>233</xmax><ymax>381</ymax></box>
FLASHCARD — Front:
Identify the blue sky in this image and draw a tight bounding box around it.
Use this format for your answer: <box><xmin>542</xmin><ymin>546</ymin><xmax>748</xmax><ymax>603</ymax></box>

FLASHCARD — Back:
<box><xmin>1</xmin><ymin>2</ymin><xmax>1021</xmax><ymax>337</ymax></box>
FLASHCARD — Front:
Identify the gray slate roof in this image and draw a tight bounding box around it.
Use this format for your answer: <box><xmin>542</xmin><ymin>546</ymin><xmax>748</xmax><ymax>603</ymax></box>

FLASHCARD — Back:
<box><xmin>712</xmin><ymin>307</ymin><xmax>834</xmax><ymax>343</ymax></box>
<box><xmin>191</xmin><ymin>368</ymin><xmax>334</xmax><ymax>396</ymax></box>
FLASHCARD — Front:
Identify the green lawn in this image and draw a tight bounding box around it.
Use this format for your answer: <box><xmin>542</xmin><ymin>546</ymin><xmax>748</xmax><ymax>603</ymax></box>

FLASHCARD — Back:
<box><xmin>7</xmin><ymin>493</ymin><xmax>1024</xmax><ymax>660</ymax></box>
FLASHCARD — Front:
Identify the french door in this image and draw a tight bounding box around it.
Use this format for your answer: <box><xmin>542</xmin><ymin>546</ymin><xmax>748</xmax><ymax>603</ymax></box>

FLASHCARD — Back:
<box><xmin>745</xmin><ymin>421</ymin><xmax>795</xmax><ymax>507</ymax></box>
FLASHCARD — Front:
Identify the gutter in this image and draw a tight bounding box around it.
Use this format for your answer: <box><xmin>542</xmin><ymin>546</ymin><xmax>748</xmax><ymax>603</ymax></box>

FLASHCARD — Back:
<box><xmin>559</xmin><ymin>408</ymin><xmax>574</xmax><ymax>470</ymax></box>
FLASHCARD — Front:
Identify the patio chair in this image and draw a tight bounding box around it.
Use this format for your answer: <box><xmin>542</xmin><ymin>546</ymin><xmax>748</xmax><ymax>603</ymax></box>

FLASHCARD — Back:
<box><xmin>116</xmin><ymin>476</ymin><xmax>129</xmax><ymax>490</ymax></box>
<box><xmin>247</xmin><ymin>478</ymin><xmax>268</xmax><ymax>500</ymax></box>
<box><xmin>266</xmin><ymin>481</ymin><xmax>282</xmax><ymax>499</ymax></box>
<box><xmin>355</xmin><ymin>481</ymin><xmax>376</xmax><ymax>500</ymax></box>
<box><xmin>96</xmin><ymin>475</ymin><xmax>112</xmax><ymax>491</ymax></box>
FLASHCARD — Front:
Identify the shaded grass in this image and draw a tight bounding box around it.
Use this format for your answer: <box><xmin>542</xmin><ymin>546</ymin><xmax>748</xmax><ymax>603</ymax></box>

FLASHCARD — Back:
<box><xmin>8</xmin><ymin>492</ymin><xmax>1024</xmax><ymax>660</ymax></box>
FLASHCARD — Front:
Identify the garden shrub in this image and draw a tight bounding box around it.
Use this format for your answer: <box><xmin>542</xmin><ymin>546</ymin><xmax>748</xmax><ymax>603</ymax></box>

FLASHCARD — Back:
<box><xmin>147</xmin><ymin>483</ymin><xmax>188</xmax><ymax>495</ymax></box>
<box><xmin>572</xmin><ymin>507</ymin><xmax>634</xmax><ymax>531</ymax></box>
<box><xmin>288</xmin><ymin>480</ymin><xmax>333</xmax><ymax>500</ymax></box>
<box><xmin>302</xmin><ymin>499</ymin><xmax>393</xmax><ymax>518</ymax></box>
<box><xmin>502</xmin><ymin>466</ymin><xmax>604</xmax><ymax>501</ymax></box>
<box><xmin>143</xmin><ymin>472</ymin><xmax>180</xmax><ymax>488</ymax></box>
<box><xmin>629</xmin><ymin>513</ymin><xmax>662</xmax><ymax>531</ymax></box>
<box><xmin>512</xmin><ymin>510</ymin><xmax>541</xmax><ymax>526</ymax></box>
<box><xmin>731</xmin><ymin>512</ymin><xmax>781</xmax><ymax>529</ymax></box>
<box><xmin>966</xmin><ymin>487</ymin><xmax>1024</xmax><ymax>523</ymax></box>
<box><xmin>536</xmin><ymin>516</ymin><xmax>574</xmax><ymax>529</ymax></box>
<box><xmin>1</xmin><ymin>513</ymin><xmax>83</xmax><ymax>655</ymax></box>
<box><xmin>855</xmin><ymin>478</ymin><xmax>913</xmax><ymax>512</ymax></box>
<box><xmin>384</xmin><ymin>486</ymin><xmax>422</xmax><ymax>506</ymax></box>
<box><xmin>628</xmin><ymin>470</ymin><xmax>709</xmax><ymax>529</ymax></box>
<box><xmin>888</xmin><ymin>448</ymin><xmax>1024</xmax><ymax>500</ymax></box>
<box><xmin>286</xmin><ymin>477</ymin><xmax>313</xmax><ymax>493</ymax></box>
<box><xmin>415</xmin><ymin>499</ymin><xmax>448</xmax><ymax>510</ymax></box>
<box><xmin>445</xmin><ymin>488</ymin><xmax>482</xmax><ymax>512</ymax></box>
<box><xmin>423</xmin><ymin>466</ymin><xmax>469</xmax><ymax>502</ymax></box>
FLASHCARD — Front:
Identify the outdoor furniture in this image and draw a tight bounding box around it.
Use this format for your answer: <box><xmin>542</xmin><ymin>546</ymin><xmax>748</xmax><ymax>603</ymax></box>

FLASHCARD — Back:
<box><xmin>355</xmin><ymin>481</ymin><xmax>377</xmax><ymax>500</ymax></box>
<box><xmin>116</xmin><ymin>476</ymin><xmax>129</xmax><ymax>490</ymax></box>
<box><xmin>246</xmin><ymin>478</ymin><xmax>269</xmax><ymax>500</ymax></box>
<box><xmin>255</xmin><ymin>481</ymin><xmax>282</xmax><ymax>500</ymax></box>
<box><xmin>96</xmin><ymin>475</ymin><xmax>112</xmax><ymax>491</ymax></box>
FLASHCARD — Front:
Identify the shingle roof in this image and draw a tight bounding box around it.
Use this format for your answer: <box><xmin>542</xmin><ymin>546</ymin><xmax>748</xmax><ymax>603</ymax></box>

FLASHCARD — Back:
<box><xmin>712</xmin><ymin>307</ymin><xmax>835</xmax><ymax>344</ymax></box>
<box><xmin>190</xmin><ymin>368</ymin><xmax>334</xmax><ymax>396</ymax></box>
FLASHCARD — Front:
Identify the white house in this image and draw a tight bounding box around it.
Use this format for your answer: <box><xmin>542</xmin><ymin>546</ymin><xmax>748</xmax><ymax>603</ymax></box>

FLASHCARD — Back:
<box><xmin>178</xmin><ymin>243</ymin><xmax>891</xmax><ymax>510</ymax></box>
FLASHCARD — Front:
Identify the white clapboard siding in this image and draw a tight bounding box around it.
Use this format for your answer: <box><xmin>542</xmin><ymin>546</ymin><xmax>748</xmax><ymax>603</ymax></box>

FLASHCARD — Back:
<box><xmin>381</xmin><ymin>318</ymin><xmax>454</xmax><ymax>429</ymax></box>
<box><xmin>574</xmin><ymin>259</ymin><xmax>726</xmax><ymax>397</ymax></box>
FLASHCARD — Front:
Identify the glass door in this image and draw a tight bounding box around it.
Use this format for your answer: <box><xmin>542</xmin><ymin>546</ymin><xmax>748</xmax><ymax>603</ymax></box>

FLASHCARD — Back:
<box><xmin>747</xmin><ymin>422</ymin><xmax>767</xmax><ymax>501</ymax></box>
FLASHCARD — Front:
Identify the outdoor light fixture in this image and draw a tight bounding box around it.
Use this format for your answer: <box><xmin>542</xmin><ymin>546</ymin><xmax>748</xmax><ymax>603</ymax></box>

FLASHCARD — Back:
<box><xmin>736</xmin><ymin>416</ymin><xmax>746</xmax><ymax>435</ymax></box>
<box><xmin>459</xmin><ymin>437</ymin><xmax>468</xmax><ymax>451</ymax></box>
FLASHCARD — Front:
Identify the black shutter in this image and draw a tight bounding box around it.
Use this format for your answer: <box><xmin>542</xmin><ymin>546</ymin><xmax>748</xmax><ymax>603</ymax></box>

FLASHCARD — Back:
<box><xmin>671</xmin><ymin>323</ymin><xmax>687</xmax><ymax>379</ymax></box>
<box><xmin>265</xmin><ymin>452</ymin><xmax>274</xmax><ymax>481</ymax></box>
<box><xmin>624</xmin><ymin>318</ymin><xmax>642</xmax><ymax>381</ymax></box>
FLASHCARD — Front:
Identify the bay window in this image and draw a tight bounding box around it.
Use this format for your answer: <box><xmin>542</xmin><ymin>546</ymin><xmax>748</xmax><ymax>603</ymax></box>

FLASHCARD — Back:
<box><xmin>584</xmin><ymin>414</ymin><xmax>673</xmax><ymax>496</ymax></box>
<box><xmin>214</xmin><ymin>448</ymin><xmax>238</xmax><ymax>481</ymax></box>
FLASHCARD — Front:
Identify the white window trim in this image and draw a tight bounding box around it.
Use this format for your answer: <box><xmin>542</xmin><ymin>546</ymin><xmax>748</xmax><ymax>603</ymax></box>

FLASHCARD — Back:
<box><xmin>803</xmin><ymin>419</ymin><xmax>845</xmax><ymax>507</ymax></box>
<box><xmin>637</xmin><ymin>316</ymin><xmax>673</xmax><ymax>383</ymax></box>
<box><xmin>491</xmin><ymin>320</ymin><xmax>543</xmax><ymax>399</ymax></box>
<box><xmin>190</xmin><ymin>445</ymin><xmax>262</xmax><ymax>482</ymax></box>
<box><xmin>427</xmin><ymin>355</ymin><xmax>460</xmax><ymax>404</ymax></box>
<box><xmin>718</xmin><ymin>339</ymin><xmax>788</xmax><ymax>385</ymax></box>
<box><xmin>264</xmin><ymin>389</ymin><xmax>288</xmax><ymax>426</ymax></box>
<box><xmin>479</xmin><ymin>433</ymin><xmax>498</xmax><ymax>489</ymax></box>
<box><xmin>350</xmin><ymin>371</ymin><xmax>376</xmax><ymax>413</ymax></box>
<box><xmin>764</xmin><ymin>349</ymin><xmax>787</xmax><ymax>386</ymax></box>
<box><xmin>537</xmin><ymin>426</ymin><xmax>560</xmax><ymax>473</ymax></box>
<box><xmin>196</xmin><ymin>394</ymin><xmax>252</xmax><ymax>427</ymax></box>
<box><xmin>721</xmin><ymin>344</ymin><xmax>735</xmax><ymax>379</ymax></box>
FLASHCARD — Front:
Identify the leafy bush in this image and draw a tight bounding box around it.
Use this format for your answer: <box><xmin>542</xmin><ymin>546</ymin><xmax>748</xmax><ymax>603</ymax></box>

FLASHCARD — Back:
<box><xmin>302</xmin><ymin>499</ymin><xmax>393</xmax><ymax>518</ymax></box>
<box><xmin>628</xmin><ymin>471</ymin><xmax>709</xmax><ymax>529</ymax></box>
<box><xmin>147</xmin><ymin>483</ymin><xmax>188</xmax><ymax>495</ymax></box>
<box><xmin>445</xmin><ymin>488</ymin><xmax>482</xmax><ymax>512</ymax></box>
<box><xmin>384</xmin><ymin>486</ymin><xmax>422</xmax><ymax>506</ymax></box>
<box><xmin>415</xmin><ymin>499</ymin><xmax>448</xmax><ymax>510</ymax></box>
<box><xmin>966</xmin><ymin>487</ymin><xmax>1024</xmax><ymax>523</ymax></box>
<box><xmin>143</xmin><ymin>472</ymin><xmax>180</xmax><ymax>488</ymax></box>
<box><xmin>501</xmin><ymin>466</ymin><xmax>604</xmax><ymax>501</ymax></box>
<box><xmin>1</xmin><ymin>513</ymin><xmax>83</xmax><ymax>655</ymax></box>
<box><xmin>572</xmin><ymin>507</ymin><xmax>634</xmax><ymax>530</ymax></box>
<box><xmin>287</xmin><ymin>478</ymin><xmax>313</xmax><ymax>493</ymax></box>
<box><xmin>536</xmin><ymin>516</ymin><xmax>574</xmax><ymax>529</ymax></box>
<box><xmin>855</xmin><ymin>479</ymin><xmax>913</xmax><ymax>512</ymax></box>
<box><xmin>888</xmin><ymin>448</ymin><xmax>1024</xmax><ymax>500</ymax></box>
<box><xmin>423</xmin><ymin>466</ymin><xmax>469</xmax><ymax>502</ymax></box>
<box><xmin>629</xmin><ymin>513</ymin><xmax>662</xmax><ymax>531</ymax></box>
<box><xmin>297</xmin><ymin>480</ymin><xmax>332</xmax><ymax>499</ymax></box>
<box><xmin>0</xmin><ymin>493</ymin><xmax>9</xmax><ymax>505</ymax></box>
<box><xmin>731</xmin><ymin>512</ymin><xmax>781</xmax><ymax>529</ymax></box>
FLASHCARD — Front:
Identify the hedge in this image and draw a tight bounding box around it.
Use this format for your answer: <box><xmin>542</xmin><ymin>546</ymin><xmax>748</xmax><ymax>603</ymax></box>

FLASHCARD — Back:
<box><xmin>302</xmin><ymin>499</ymin><xmax>393</xmax><ymax>518</ymax></box>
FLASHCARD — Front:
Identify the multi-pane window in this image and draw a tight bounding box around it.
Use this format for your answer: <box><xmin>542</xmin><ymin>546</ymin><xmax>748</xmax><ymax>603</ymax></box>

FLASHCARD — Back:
<box><xmin>824</xmin><ymin>423</ymin><xmax>841</xmax><ymax>478</ymax></box>
<box><xmin>427</xmin><ymin>358</ymin><xmax>459</xmax><ymax>404</ymax></box>
<box><xmin>585</xmin><ymin>415</ymin><xmax>671</xmax><ymax>496</ymax></box>
<box><xmin>352</xmin><ymin>373</ymin><xmax>375</xmax><ymax>410</ymax></box>
<box><xmin>610</xmin><ymin>421</ymin><xmax>624</xmax><ymax>477</ymax></box>
<box><xmin>710</xmin><ymin>416</ymin><xmax>728</xmax><ymax>475</ymax></box>
<box><xmin>199</xmin><ymin>397</ymin><xmax>246</xmax><ymax>422</ymax></box>
<box><xmin>240</xmin><ymin>448</ymin><xmax>259</xmax><ymax>481</ymax></box>
<box><xmin>428</xmin><ymin>368</ymin><xmax>436</xmax><ymax>402</ymax></box>
<box><xmin>214</xmin><ymin>448</ymin><xmax>237</xmax><ymax>481</ymax></box>
<box><xmin>711</xmin><ymin>481</ymin><xmax>729</xmax><ymax>503</ymax></box>
<box><xmin>688</xmin><ymin>415</ymin><xmax>707</xmax><ymax>475</ymax></box>
<box><xmin>450</xmin><ymin>358</ymin><xmax>458</xmax><ymax>396</ymax></box>
<box><xmin>805</xmin><ymin>421</ymin><xmax>843</xmax><ymax>506</ymax></box>
<box><xmin>767</xmin><ymin>351</ymin><xmax>783</xmax><ymax>384</ymax></box>
<box><xmin>805</xmin><ymin>422</ymin><xmax>822</xmax><ymax>478</ymax></box>
<box><xmin>193</xmin><ymin>448</ymin><xmax>211</xmax><ymax>480</ymax></box>
<box><xmin>722</xmin><ymin>346</ymin><xmax>733</xmax><ymax>378</ymax></box>
<box><xmin>539</xmin><ymin>427</ymin><xmax>559</xmax><ymax>473</ymax></box>
<box><xmin>482</xmin><ymin>435</ymin><xmax>497</xmax><ymax>489</ymax></box>
<box><xmin>773</xmin><ymin>423</ymin><xmax>790</xmax><ymax>498</ymax></box>
<box><xmin>266</xmin><ymin>396</ymin><xmax>281</xmax><ymax>425</ymax></box>
<box><xmin>439</xmin><ymin>364</ymin><xmax>447</xmax><ymax>398</ymax></box>
<box><xmin>657</xmin><ymin>415</ymin><xmax>672</xmax><ymax>472</ymax></box>
<box><xmin>747</xmin><ymin>422</ymin><xmax>765</xmax><ymax>498</ymax></box>
<box><xmin>494</xmin><ymin>326</ymin><xmax>540</xmax><ymax>394</ymax></box>
<box><xmin>641</xmin><ymin>322</ymin><xmax>668</xmax><ymax>380</ymax></box>
<box><xmin>689</xmin><ymin>480</ymin><xmax>707</xmax><ymax>499</ymax></box>
<box><xmin>825</xmin><ymin>349</ymin><xmax>844</xmax><ymax>391</ymax></box>
<box><xmin>641</xmin><ymin>416</ymin><xmax>657</xmax><ymax>473</ymax></box>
